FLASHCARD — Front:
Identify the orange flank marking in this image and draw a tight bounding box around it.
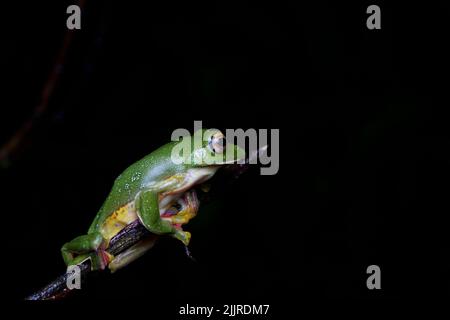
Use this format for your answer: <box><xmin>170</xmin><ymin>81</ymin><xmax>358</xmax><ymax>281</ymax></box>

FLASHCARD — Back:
<box><xmin>100</xmin><ymin>202</ymin><xmax>137</xmax><ymax>243</ymax></box>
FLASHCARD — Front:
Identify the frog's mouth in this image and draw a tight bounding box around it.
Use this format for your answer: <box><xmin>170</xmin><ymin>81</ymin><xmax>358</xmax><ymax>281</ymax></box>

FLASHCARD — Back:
<box><xmin>225</xmin><ymin>144</ymin><xmax>267</xmax><ymax>165</ymax></box>
<box><xmin>208</xmin><ymin>142</ymin><xmax>246</xmax><ymax>165</ymax></box>
<box><xmin>222</xmin><ymin>145</ymin><xmax>268</xmax><ymax>175</ymax></box>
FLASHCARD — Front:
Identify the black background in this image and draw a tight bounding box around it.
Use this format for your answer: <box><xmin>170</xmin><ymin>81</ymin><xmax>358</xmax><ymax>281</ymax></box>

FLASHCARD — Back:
<box><xmin>1</xmin><ymin>0</ymin><xmax>449</xmax><ymax>307</ymax></box>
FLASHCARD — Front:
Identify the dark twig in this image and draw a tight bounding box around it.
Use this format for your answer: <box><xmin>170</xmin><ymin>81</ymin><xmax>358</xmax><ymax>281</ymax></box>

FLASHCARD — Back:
<box><xmin>25</xmin><ymin>220</ymin><xmax>154</xmax><ymax>300</ymax></box>
<box><xmin>0</xmin><ymin>0</ymin><xmax>86</xmax><ymax>168</ymax></box>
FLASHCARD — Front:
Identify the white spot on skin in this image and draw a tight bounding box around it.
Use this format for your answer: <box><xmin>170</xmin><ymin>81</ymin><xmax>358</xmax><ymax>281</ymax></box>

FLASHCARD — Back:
<box><xmin>131</xmin><ymin>172</ymin><xmax>142</xmax><ymax>182</ymax></box>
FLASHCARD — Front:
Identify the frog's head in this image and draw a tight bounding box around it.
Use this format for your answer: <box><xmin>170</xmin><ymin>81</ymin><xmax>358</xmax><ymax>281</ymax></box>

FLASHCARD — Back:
<box><xmin>192</xmin><ymin>128</ymin><xmax>246</xmax><ymax>167</ymax></box>
<box><xmin>173</xmin><ymin>128</ymin><xmax>246</xmax><ymax>168</ymax></box>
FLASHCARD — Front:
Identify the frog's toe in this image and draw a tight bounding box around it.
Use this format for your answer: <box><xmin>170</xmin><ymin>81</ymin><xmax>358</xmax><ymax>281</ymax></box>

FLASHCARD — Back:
<box><xmin>90</xmin><ymin>249</ymin><xmax>114</xmax><ymax>271</ymax></box>
<box><xmin>101</xmin><ymin>250</ymin><xmax>114</xmax><ymax>268</ymax></box>
<box><xmin>174</xmin><ymin>230</ymin><xmax>191</xmax><ymax>247</ymax></box>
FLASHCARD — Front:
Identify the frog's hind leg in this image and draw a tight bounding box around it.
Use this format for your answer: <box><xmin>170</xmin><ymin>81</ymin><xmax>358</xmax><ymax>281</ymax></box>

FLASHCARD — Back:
<box><xmin>61</xmin><ymin>232</ymin><xmax>112</xmax><ymax>271</ymax></box>
<box><xmin>108</xmin><ymin>235</ymin><xmax>158</xmax><ymax>272</ymax></box>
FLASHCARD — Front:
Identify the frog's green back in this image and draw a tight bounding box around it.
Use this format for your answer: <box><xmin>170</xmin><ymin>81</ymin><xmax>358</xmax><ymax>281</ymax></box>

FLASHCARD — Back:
<box><xmin>88</xmin><ymin>141</ymin><xmax>183</xmax><ymax>233</ymax></box>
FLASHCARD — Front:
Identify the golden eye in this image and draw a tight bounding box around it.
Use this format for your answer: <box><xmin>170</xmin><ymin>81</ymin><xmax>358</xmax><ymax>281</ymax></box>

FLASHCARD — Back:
<box><xmin>208</xmin><ymin>131</ymin><xmax>225</xmax><ymax>153</ymax></box>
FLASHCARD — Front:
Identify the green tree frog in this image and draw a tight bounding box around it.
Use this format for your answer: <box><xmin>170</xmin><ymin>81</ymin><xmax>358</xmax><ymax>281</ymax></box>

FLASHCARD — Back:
<box><xmin>61</xmin><ymin>129</ymin><xmax>245</xmax><ymax>272</ymax></box>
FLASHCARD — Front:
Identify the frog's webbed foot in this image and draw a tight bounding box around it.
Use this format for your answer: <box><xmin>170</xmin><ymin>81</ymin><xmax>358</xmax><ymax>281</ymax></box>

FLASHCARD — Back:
<box><xmin>167</xmin><ymin>190</ymin><xmax>200</xmax><ymax>225</ymax></box>
<box><xmin>90</xmin><ymin>243</ymin><xmax>114</xmax><ymax>271</ymax></box>
<box><xmin>173</xmin><ymin>229</ymin><xmax>191</xmax><ymax>246</ymax></box>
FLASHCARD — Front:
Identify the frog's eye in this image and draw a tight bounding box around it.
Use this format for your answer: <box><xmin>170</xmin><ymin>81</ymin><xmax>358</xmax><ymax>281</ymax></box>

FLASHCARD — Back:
<box><xmin>208</xmin><ymin>131</ymin><xmax>226</xmax><ymax>154</ymax></box>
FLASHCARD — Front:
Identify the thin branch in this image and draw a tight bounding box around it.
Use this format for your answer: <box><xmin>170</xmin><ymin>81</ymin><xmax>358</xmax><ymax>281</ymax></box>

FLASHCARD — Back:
<box><xmin>25</xmin><ymin>220</ymin><xmax>153</xmax><ymax>300</ymax></box>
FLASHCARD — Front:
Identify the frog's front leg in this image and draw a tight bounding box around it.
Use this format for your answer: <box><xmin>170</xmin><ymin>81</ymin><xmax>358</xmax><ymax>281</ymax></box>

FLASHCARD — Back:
<box><xmin>61</xmin><ymin>232</ymin><xmax>112</xmax><ymax>270</ymax></box>
<box><xmin>136</xmin><ymin>190</ymin><xmax>191</xmax><ymax>246</ymax></box>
